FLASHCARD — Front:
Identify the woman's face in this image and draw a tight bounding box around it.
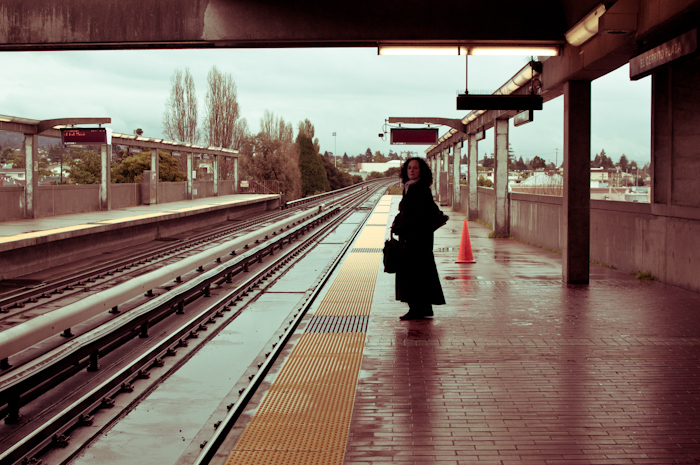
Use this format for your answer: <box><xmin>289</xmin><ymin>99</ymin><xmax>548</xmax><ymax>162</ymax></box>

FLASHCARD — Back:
<box><xmin>407</xmin><ymin>160</ymin><xmax>420</xmax><ymax>181</ymax></box>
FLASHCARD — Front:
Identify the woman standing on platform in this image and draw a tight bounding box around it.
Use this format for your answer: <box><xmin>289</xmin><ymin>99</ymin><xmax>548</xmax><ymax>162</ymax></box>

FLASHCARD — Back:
<box><xmin>391</xmin><ymin>157</ymin><xmax>447</xmax><ymax>320</ymax></box>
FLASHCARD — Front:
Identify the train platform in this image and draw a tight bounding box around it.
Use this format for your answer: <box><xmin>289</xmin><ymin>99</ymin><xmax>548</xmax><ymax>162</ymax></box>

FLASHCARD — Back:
<box><xmin>218</xmin><ymin>195</ymin><xmax>700</xmax><ymax>465</ymax></box>
<box><xmin>0</xmin><ymin>194</ymin><xmax>280</xmax><ymax>281</ymax></box>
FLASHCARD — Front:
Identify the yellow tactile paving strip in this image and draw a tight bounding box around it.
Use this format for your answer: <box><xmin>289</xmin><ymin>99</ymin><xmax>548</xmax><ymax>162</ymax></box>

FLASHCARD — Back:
<box><xmin>225</xmin><ymin>196</ymin><xmax>391</xmax><ymax>465</ymax></box>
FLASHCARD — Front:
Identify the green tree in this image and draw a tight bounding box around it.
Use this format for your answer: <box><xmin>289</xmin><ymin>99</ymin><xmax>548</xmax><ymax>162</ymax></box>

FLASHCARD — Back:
<box><xmin>320</xmin><ymin>154</ymin><xmax>353</xmax><ymax>190</ymax></box>
<box><xmin>478</xmin><ymin>174</ymin><xmax>493</xmax><ymax>187</ymax></box>
<box><xmin>618</xmin><ymin>154</ymin><xmax>629</xmax><ymax>172</ymax></box>
<box><xmin>385</xmin><ymin>166</ymin><xmax>401</xmax><ymax>178</ymax></box>
<box><xmin>3</xmin><ymin>149</ymin><xmax>24</xmax><ymax>168</ymax></box>
<box><xmin>367</xmin><ymin>171</ymin><xmax>384</xmax><ymax>180</ymax></box>
<box><xmin>515</xmin><ymin>156</ymin><xmax>526</xmax><ymax>170</ymax></box>
<box><xmin>112</xmin><ymin>151</ymin><xmax>186</xmax><ymax>183</ymax></box>
<box><xmin>364</xmin><ymin>148</ymin><xmax>373</xmax><ymax>163</ymax></box>
<box><xmin>67</xmin><ymin>149</ymin><xmax>101</xmax><ymax>184</ymax></box>
<box><xmin>373</xmin><ymin>151</ymin><xmax>388</xmax><ymax>163</ymax></box>
<box><xmin>351</xmin><ymin>175</ymin><xmax>363</xmax><ymax>184</ymax></box>
<box><xmin>342</xmin><ymin>153</ymin><xmax>349</xmax><ymax>164</ymax></box>
<box><xmin>240</xmin><ymin>130</ymin><xmax>302</xmax><ymax>200</ymax></box>
<box><xmin>297</xmin><ymin>133</ymin><xmax>329</xmax><ymax>196</ymax></box>
<box><xmin>530</xmin><ymin>156</ymin><xmax>546</xmax><ymax>169</ymax></box>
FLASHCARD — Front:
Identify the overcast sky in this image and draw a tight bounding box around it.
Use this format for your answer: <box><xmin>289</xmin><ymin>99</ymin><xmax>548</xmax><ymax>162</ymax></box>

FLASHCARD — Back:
<box><xmin>1</xmin><ymin>48</ymin><xmax>651</xmax><ymax>165</ymax></box>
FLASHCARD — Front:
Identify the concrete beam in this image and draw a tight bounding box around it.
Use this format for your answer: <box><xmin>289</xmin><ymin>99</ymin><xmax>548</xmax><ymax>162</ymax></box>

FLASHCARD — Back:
<box><xmin>493</xmin><ymin>119</ymin><xmax>509</xmax><ymax>236</ymax></box>
<box><xmin>23</xmin><ymin>135</ymin><xmax>38</xmax><ymax>219</ymax></box>
<box><xmin>468</xmin><ymin>135</ymin><xmax>478</xmax><ymax>219</ymax></box>
<box><xmin>0</xmin><ymin>0</ymin><xmax>568</xmax><ymax>51</ymax></box>
<box><xmin>562</xmin><ymin>81</ymin><xmax>591</xmax><ymax>284</ymax></box>
<box><xmin>453</xmin><ymin>141</ymin><xmax>462</xmax><ymax>212</ymax></box>
<box><xmin>100</xmin><ymin>144</ymin><xmax>111</xmax><ymax>211</ymax></box>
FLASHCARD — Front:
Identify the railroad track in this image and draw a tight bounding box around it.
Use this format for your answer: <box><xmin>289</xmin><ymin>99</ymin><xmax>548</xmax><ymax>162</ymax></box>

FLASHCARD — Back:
<box><xmin>0</xmin><ymin>183</ymin><xmax>370</xmax><ymax>323</ymax></box>
<box><xmin>0</xmin><ymin>180</ymin><xmax>393</xmax><ymax>465</ymax></box>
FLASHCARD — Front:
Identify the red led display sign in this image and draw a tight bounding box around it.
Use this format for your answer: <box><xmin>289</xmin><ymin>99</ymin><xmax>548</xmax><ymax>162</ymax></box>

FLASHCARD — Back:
<box><xmin>390</xmin><ymin>128</ymin><xmax>439</xmax><ymax>145</ymax></box>
<box><xmin>61</xmin><ymin>128</ymin><xmax>108</xmax><ymax>145</ymax></box>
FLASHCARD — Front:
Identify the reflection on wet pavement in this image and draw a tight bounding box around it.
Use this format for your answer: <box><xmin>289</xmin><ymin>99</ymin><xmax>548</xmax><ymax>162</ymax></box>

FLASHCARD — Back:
<box><xmin>346</xmin><ymin>202</ymin><xmax>700</xmax><ymax>465</ymax></box>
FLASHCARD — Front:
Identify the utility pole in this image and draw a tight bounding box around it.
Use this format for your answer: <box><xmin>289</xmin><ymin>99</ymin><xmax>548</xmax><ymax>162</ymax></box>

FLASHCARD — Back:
<box><xmin>332</xmin><ymin>132</ymin><xmax>337</xmax><ymax>168</ymax></box>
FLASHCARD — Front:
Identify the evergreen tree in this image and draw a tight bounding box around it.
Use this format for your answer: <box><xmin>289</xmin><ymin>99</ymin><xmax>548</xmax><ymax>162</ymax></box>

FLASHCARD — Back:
<box><xmin>530</xmin><ymin>156</ymin><xmax>546</xmax><ymax>169</ymax></box>
<box><xmin>297</xmin><ymin>133</ymin><xmax>329</xmax><ymax>196</ymax></box>
<box><xmin>618</xmin><ymin>154</ymin><xmax>629</xmax><ymax>172</ymax></box>
<box><xmin>364</xmin><ymin>148</ymin><xmax>373</xmax><ymax>163</ymax></box>
<box><xmin>320</xmin><ymin>154</ymin><xmax>353</xmax><ymax>190</ymax></box>
<box><xmin>342</xmin><ymin>153</ymin><xmax>349</xmax><ymax>164</ymax></box>
<box><xmin>67</xmin><ymin>149</ymin><xmax>101</xmax><ymax>184</ymax></box>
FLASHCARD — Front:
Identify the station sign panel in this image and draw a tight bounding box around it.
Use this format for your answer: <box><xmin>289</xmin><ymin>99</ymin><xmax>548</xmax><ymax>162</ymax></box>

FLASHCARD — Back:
<box><xmin>390</xmin><ymin>128</ymin><xmax>439</xmax><ymax>145</ymax></box>
<box><xmin>630</xmin><ymin>29</ymin><xmax>697</xmax><ymax>80</ymax></box>
<box><xmin>61</xmin><ymin>128</ymin><xmax>108</xmax><ymax>145</ymax></box>
<box><xmin>514</xmin><ymin>110</ymin><xmax>534</xmax><ymax>127</ymax></box>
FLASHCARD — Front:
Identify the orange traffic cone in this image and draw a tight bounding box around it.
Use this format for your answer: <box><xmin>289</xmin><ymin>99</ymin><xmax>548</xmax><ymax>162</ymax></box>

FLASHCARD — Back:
<box><xmin>456</xmin><ymin>220</ymin><xmax>476</xmax><ymax>263</ymax></box>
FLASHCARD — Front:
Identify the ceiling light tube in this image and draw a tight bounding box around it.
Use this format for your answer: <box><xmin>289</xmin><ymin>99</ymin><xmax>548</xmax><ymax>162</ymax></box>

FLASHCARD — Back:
<box><xmin>378</xmin><ymin>45</ymin><xmax>459</xmax><ymax>56</ymax></box>
<box><xmin>461</xmin><ymin>45</ymin><xmax>559</xmax><ymax>56</ymax></box>
<box><xmin>565</xmin><ymin>3</ymin><xmax>607</xmax><ymax>46</ymax></box>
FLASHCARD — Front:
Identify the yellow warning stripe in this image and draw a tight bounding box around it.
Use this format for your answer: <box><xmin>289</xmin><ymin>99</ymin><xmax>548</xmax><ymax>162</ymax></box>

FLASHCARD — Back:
<box><xmin>225</xmin><ymin>196</ymin><xmax>391</xmax><ymax>465</ymax></box>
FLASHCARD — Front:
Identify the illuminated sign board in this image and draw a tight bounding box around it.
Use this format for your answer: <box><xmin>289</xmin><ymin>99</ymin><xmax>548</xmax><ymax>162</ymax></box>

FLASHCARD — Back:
<box><xmin>630</xmin><ymin>29</ymin><xmax>697</xmax><ymax>80</ymax></box>
<box><xmin>514</xmin><ymin>110</ymin><xmax>534</xmax><ymax>127</ymax></box>
<box><xmin>61</xmin><ymin>128</ymin><xmax>108</xmax><ymax>145</ymax></box>
<box><xmin>390</xmin><ymin>128</ymin><xmax>439</xmax><ymax>145</ymax></box>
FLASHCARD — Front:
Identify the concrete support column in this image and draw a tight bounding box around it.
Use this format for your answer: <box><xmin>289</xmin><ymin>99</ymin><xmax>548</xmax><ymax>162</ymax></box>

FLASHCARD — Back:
<box><xmin>562</xmin><ymin>80</ymin><xmax>591</xmax><ymax>284</ymax></box>
<box><xmin>186</xmin><ymin>152</ymin><xmax>193</xmax><ymax>200</ymax></box>
<box><xmin>234</xmin><ymin>157</ymin><xmax>239</xmax><ymax>194</ymax></box>
<box><xmin>23</xmin><ymin>134</ymin><xmax>38</xmax><ymax>219</ymax></box>
<box><xmin>213</xmin><ymin>155</ymin><xmax>219</xmax><ymax>196</ymax></box>
<box><xmin>150</xmin><ymin>148</ymin><xmax>159</xmax><ymax>204</ymax></box>
<box><xmin>100</xmin><ymin>144</ymin><xmax>111</xmax><ymax>211</ymax></box>
<box><xmin>468</xmin><ymin>134</ymin><xmax>478</xmax><ymax>219</ymax></box>
<box><xmin>453</xmin><ymin>140</ymin><xmax>462</xmax><ymax>212</ymax></box>
<box><xmin>493</xmin><ymin>119</ymin><xmax>509</xmax><ymax>236</ymax></box>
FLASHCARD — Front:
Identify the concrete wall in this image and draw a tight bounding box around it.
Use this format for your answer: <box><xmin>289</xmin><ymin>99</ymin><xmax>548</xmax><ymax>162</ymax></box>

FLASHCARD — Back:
<box><xmin>36</xmin><ymin>184</ymin><xmax>100</xmax><ymax>217</ymax></box>
<box><xmin>193</xmin><ymin>181</ymin><xmax>214</xmax><ymax>199</ymax></box>
<box><xmin>510</xmin><ymin>193</ymin><xmax>562</xmax><ymax>251</ymax></box>
<box><xmin>0</xmin><ymin>180</ymin><xmax>226</xmax><ymax>220</ymax></box>
<box><xmin>0</xmin><ymin>186</ymin><xmax>23</xmax><ymax>221</ymax></box>
<box><xmin>111</xmin><ymin>183</ymin><xmax>140</xmax><ymax>209</ymax></box>
<box><xmin>159</xmin><ymin>181</ymin><xmax>187</xmax><ymax>204</ymax></box>
<box><xmin>488</xmin><ymin>193</ymin><xmax>700</xmax><ymax>294</ymax></box>
<box><xmin>477</xmin><ymin>187</ymin><xmax>494</xmax><ymax>227</ymax></box>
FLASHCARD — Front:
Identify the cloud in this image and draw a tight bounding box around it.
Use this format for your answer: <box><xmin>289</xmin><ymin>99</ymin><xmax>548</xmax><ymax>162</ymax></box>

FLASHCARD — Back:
<box><xmin>1</xmin><ymin>49</ymin><xmax>650</xmax><ymax>162</ymax></box>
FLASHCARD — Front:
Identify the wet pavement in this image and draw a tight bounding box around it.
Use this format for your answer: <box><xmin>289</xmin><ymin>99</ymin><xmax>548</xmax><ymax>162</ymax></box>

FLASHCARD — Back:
<box><xmin>346</xmin><ymin>199</ymin><xmax>700</xmax><ymax>464</ymax></box>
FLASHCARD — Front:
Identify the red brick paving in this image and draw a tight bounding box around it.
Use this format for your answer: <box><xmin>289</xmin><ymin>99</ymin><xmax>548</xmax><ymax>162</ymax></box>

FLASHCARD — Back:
<box><xmin>344</xmin><ymin>209</ymin><xmax>700</xmax><ymax>465</ymax></box>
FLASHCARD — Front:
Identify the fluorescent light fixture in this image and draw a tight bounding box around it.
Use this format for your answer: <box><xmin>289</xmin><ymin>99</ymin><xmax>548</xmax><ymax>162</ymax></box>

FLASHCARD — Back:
<box><xmin>565</xmin><ymin>3</ymin><xmax>606</xmax><ymax>46</ymax></box>
<box><xmin>378</xmin><ymin>45</ymin><xmax>458</xmax><ymax>55</ymax></box>
<box><xmin>0</xmin><ymin>117</ymin><xmax>12</xmax><ymax>122</ymax></box>
<box><xmin>461</xmin><ymin>46</ymin><xmax>559</xmax><ymax>56</ymax></box>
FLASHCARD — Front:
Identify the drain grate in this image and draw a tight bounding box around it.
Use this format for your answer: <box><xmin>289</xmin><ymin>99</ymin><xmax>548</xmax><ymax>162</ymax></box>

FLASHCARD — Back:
<box><xmin>350</xmin><ymin>248</ymin><xmax>382</xmax><ymax>253</ymax></box>
<box><xmin>306</xmin><ymin>315</ymin><xmax>369</xmax><ymax>333</ymax></box>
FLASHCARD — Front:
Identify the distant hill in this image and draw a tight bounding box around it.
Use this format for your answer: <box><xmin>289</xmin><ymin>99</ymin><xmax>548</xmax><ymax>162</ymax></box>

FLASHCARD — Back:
<box><xmin>0</xmin><ymin>131</ymin><xmax>71</xmax><ymax>150</ymax></box>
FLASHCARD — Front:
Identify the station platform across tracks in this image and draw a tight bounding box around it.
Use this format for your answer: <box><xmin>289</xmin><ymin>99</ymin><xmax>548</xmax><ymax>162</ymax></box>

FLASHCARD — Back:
<box><xmin>217</xmin><ymin>195</ymin><xmax>700</xmax><ymax>465</ymax></box>
<box><xmin>0</xmin><ymin>194</ymin><xmax>279</xmax><ymax>281</ymax></box>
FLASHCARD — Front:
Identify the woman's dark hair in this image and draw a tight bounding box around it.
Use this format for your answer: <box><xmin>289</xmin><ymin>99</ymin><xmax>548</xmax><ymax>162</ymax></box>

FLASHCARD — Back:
<box><xmin>400</xmin><ymin>157</ymin><xmax>433</xmax><ymax>186</ymax></box>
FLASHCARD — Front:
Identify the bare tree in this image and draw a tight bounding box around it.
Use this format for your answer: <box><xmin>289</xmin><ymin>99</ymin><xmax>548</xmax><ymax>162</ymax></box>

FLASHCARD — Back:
<box><xmin>231</xmin><ymin>117</ymin><xmax>250</xmax><ymax>151</ymax></box>
<box><xmin>203</xmin><ymin>66</ymin><xmax>240</xmax><ymax>148</ymax></box>
<box><xmin>162</xmin><ymin>68</ymin><xmax>199</xmax><ymax>143</ymax></box>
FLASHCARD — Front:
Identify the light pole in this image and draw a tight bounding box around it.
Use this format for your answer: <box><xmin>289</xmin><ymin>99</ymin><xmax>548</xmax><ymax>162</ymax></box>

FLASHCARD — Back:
<box><xmin>332</xmin><ymin>132</ymin><xmax>337</xmax><ymax>168</ymax></box>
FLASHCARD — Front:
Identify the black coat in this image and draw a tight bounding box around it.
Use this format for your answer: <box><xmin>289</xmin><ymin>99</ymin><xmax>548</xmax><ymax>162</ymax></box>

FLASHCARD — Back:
<box><xmin>391</xmin><ymin>181</ymin><xmax>446</xmax><ymax>306</ymax></box>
